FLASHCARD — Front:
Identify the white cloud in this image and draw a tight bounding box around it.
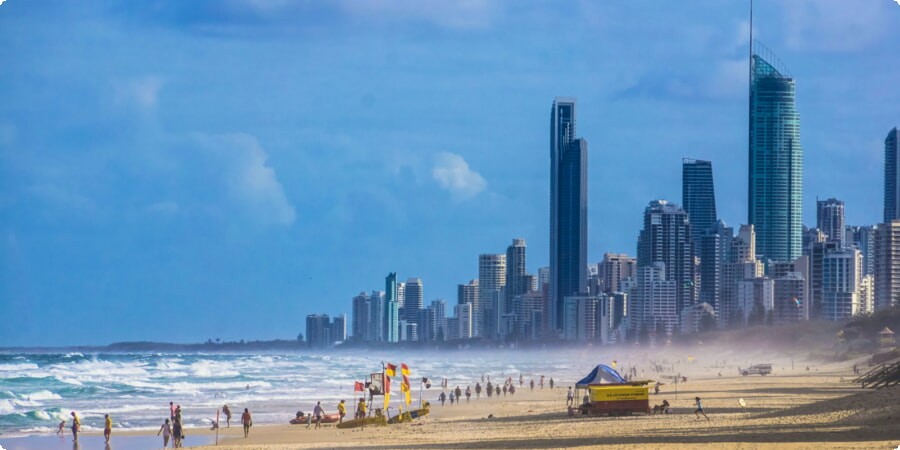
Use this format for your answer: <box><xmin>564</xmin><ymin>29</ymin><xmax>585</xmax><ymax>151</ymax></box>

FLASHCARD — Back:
<box><xmin>782</xmin><ymin>0</ymin><xmax>892</xmax><ymax>52</ymax></box>
<box><xmin>191</xmin><ymin>133</ymin><xmax>296</xmax><ymax>226</ymax></box>
<box><xmin>432</xmin><ymin>152</ymin><xmax>486</xmax><ymax>200</ymax></box>
<box><xmin>114</xmin><ymin>76</ymin><xmax>163</xmax><ymax>110</ymax></box>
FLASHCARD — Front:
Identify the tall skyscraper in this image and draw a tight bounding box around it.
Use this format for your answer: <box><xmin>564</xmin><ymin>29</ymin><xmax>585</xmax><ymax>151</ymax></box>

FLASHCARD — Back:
<box><xmin>384</xmin><ymin>273</ymin><xmax>400</xmax><ymax>343</ymax></box>
<box><xmin>748</xmin><ymin>44</ymin><xmax>803</xmax><ymax>263</ymax></box>
<box><xmin>457</xmin><ymin>279</ymin><xmax>479</xmax><ymax>305</ymax></box>
<box><xmin>822</xmin><ymin>248</ymin><xmax>862</xmax><ymax>321</ymax></box>
<box><xmin>846</xmin><ymin>225</ymin><xmax>876</xmax><ymax>276</ymax></box>
<box><xmin>550</xmin><ymin>97</ymin><xmax>588</xmax><ymax>334</ymax></box>
<box><xmin>816</xmin><ymin>198</ymin><xmax>845</xmax><ymax>247</ymax></box>
<box><xmin>400</xmin><ymin>278</ymin><xmax>423</xmax><ymax>324</ymax></box>
<box><xmin>477</xmin><ymin>254</ymin><xmax>506</xmax><ymax>338</ymax></box>
<box><xmin>636</xmin><ymin>200</ymin><xmax>695</xmax><ymax>317</ymax></box>
<box><xmin>699</xmin><ymin>220</ymin><xmax>733</xmax><ymax>312</ymax></box>
<box><xmin>597</xmin><ymin>253</ymin><xmax>637</xmax><ymax>294</ymax></box>
<box><xmin>682</xmin><ymin>158</ymin><xmax>718</xmax><ymax>243</ymax></box>
<box><xmin>506</xmin><ymin>239</ymin><xmax>529</xmax><ymax>307</ymax></box>
<box><xmin>884</xmin><ymin>127</ymin><xmax>900</xmax><ymax>222</ymax></box>
<box><xmin>875</xmin><ymin>220</ymin><xmax>900</xmax><ymax>311</ymax></box>
<box><xmin>305</xmin><ymin>314</ymin><xmax>332</xmax><ymax>348</ymax></box>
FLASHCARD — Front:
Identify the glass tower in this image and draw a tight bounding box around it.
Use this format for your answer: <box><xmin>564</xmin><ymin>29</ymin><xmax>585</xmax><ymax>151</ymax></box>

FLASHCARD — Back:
<box><xmin>748</xmin><ymin>44</ymin><xmax>803</xmax><ymax>263</ymax></box>
<box><xmin>550</xmin><ymin>97</ymin><xmax>588</xmax><ymax>333</ymax></box>
<box><xmin>884</xmin><ymin>127</ymin><xmax>900</xmax><ymax>222</ymax></box>
<box><xmin>682</xmin><ymin>158</ymin><xmax>718</xmax><ymax>245</ymax></box>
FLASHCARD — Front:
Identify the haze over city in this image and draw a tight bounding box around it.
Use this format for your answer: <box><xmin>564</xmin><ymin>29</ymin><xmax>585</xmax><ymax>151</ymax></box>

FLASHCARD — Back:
<box><xmin>2</xmin><ymin>0</ymin><xmax>899</xmax><ymax>346</ymax></box>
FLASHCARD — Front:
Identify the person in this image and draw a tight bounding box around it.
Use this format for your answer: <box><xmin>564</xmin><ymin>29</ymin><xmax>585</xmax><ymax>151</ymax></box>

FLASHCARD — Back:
<box><xmin>503</xmin><ymin>384</ymin><xmax>508</xmax><ymax>396</ymax></box>
<box><xmin>661</xmin><ymin>399</ymin><xmax>671</xmax><ymax>414</ymax></box>
<box><xmin>694</xmin><ymin>397</ymin><xmax>709</xmax><ymax>421</ymax></box>
<box><xmin>540</xmin><ymin>376</ymin><xmax>545</xmax><ymax>389</ymax></box>
<box><xmin>582</xmin><ymin>393</ymin><xmax>590</xmax><ymax>407</ymax></box>
<box><xmin>550</xmin><ymin>378</ymin><xmax>555</xmax><ymax>389</ymax></box>
<box><xmin>519</xmin><ymin>374</ymin><xmax>524</xmax><ymax>387</ymax></box>
<box><xmin>475</xmin><ymin>383</ymin><xmax>482</xmax><ymax>398</ymax></box>
<box><xmin>241</xmin><ymin>408</ymin><xmax>252</xmax><ymax>437</ymax></box>
<box><xmin>356</xmin><ymin>398</ymin><xmax>367</xmax><ymax>419</ymax></box>
<box><xmin>104</xmin><ymin>414</ymin><xmax>112</xmax><ymax>443</ymax></box>
<box><xmin>566</xmin><ymin>387</ymin><xmax>574</xmax><ymax>406</ymax></box>
<box><xmin>449</xmin><ymin>391</ymin><xmax>455</xmax><ymax>405</ymax></box>
<box><xmin>654</xmin><ymin>382</ymin><xmax>660</xmax><ymax>395</ymax></box>
<box><xmin>495</xmin><ymin>385</ymin><xmax>501</xmax><ymax>396</ymax></box>
<box><xmin>313</xmin><ymin>401</ymin><xmax>325</xmax><ymax>429</ymax></box>
<box><xmin>56</xmin><ymin>419</ymin><xmax>65</xmax><ymax>435</ymax></box>
<box><xmin>157</xmin><ymin>419</ymin><xmax>171</xmax><ymax>449</ymax></box>
<box><xmin>175</xmin><ymin>405</ymin><xmax>182</xmax><ymax>424</ymax></box>
<box><xmin>530</xmin><ymin>379</ymin><xmax>535</xmax><ymax>391</ymax></box>
<box><xmin>70</xmin><ymin>411</ymin><xmax>80</xmax><ymax>442</ymax></box>
<box><xmin>454</xmin><ymin>386</ymin><xmax>462</xmax><ymax>401</ymax></box>
<box><xmin>439</xmin><ymin>391</ymin><xmax>446</xmax><ymax>406</ymax></box>
<box><xmin>465</xmin><ymin>386</ymin><xmax>472</xmax><ymax>402</ymax></box>
<box><xmin>337</xmin><ymin>400</ymin><xmax>346</xmax><ymax>423</ymax></box>
<box><xmin>486</xmin><ymin>381</ymin><xmax>493</xmax><ymax>398</ymax></box>
<box><xmin>509</xmin><ymin>384</ymin><xmax>515</xmax><ymax>395</ymax></box>
<box><xmin>172</xmin><ymin>419</ymin><xmax>183</xmax><ymax>448</ymax></box>
<box><xmin>169</xmin><ymin>401</ymin><xmax>176</xmax><ymax>421</ymax></box>
<box><xmin>223</xmin><ymin>404</ymin><xmax>232</xmax><ymax>428</ymax></box>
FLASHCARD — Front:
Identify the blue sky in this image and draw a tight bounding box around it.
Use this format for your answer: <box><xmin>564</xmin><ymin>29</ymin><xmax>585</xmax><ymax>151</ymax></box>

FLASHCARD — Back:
<box><xmin>1</xmin><ymin>0</ymin><xmax>899</xmax><ymax>346</ymax></box>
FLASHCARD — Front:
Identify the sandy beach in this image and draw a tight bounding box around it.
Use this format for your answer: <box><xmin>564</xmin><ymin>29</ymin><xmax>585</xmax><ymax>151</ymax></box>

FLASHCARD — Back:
<box><xmin>166</xmin><ymin>356</ymin><xmax>900</xmax><ymax>450</ymax></box>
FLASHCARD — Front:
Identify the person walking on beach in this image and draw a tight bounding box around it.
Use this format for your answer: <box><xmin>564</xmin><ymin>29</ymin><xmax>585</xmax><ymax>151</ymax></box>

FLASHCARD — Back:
<box><xmin>566</xmin><ymin>387</ymin><xmax>574</xmax><ymax>406</ymax></box>
<box><xmin>356</xmin><ymin>398</ymin><xmax>367</xmax><ymax>419</ymax></box>
<box><xmin>313</xmin><ymin>401</ymin><xmax>325</xmax><ymax>429</ymax></box>
<box><xmin>465</xmin><ymin>386</ymin><xmax>472</xmax><ymax>402</ymax></box>
<box><xmin>486</xmin><ymin>381</ymin><xmax>493</xmax><ymax>398</ymax></box>
<box><xmin>495</xmin><ymin>386</ymin><xmax>501</xmax><ymax>396</ymax></box>
<box><xmin>157</xmin><ymin>419</ymin><xmax>171</xmax><ymax>448</ymax></box>
<box><xmin>519</xmin><ymin>374</ymin><xmax>524</xmax><ymax>387</ymax></box>
<box><xmin>69</xmin><ymin>411</ymin><xmax>80</xmax><ymax>441</ymax></box>
<box><xmin>449</xmin><ymin>391</ymin><xmax>455</xmax><ymax>405</ymax></box>
<box><xmin>530</xmin><ymin>379</ymin><xmax>535</xmax><ymax>391</ymax></box>
<box><xmin>175</xmin><ymin>404</ymin><xmax>182</xmax><ymax>424</ymax></box>
<box><xmin>502</xmin><ymin>384</ymin><xmax>508</xmax><ymax>396</ymax></box>
<box><xmin>104</xmin><ymin>414</ymin><xmax>112</xmax><ymax>443</ymax></box>
<box><xmin>241</xmin><ymin>408</ymin><xmax>252</xmax><ymax>437</ymax></box>
<box><xmin>694</xmin><ymin>397</ymin><xmax>709</xmax><ymax>421</ymax></box>
<box><xmin>439</xmin><ymin>391</ymin><xmax>446</xmax><ymax>406</ymax></box>
<box><xmin>172</xmin><ymin>419</ymin><xmax>183</xmax><ymax>448</ymax></box>
<box><xmin>550</xmin><ymin>378</ymin><xmax>555</xmax><ymax>389</ymax></box>
<box><xmin>56</xmin><ymin>419</ymin><xmax>65</xmax><ymax>435</ymax></box>
<box><xmin>454</xmin><ymin>386</ymin><xmax>462</xmax><ymax>401</ymax></box>
<box><xmin>337</xmin><ymin>400</ymin><xmax>347</xmax><ymax>423</ymax></box>
<box><xmin>475</xmin><ymin>382</ymin><xmax>482</xmax><ymax>399</ymax></box>
<box><xmin>223</xmin><ymin>404</ymin><xmax>232</xmax><ymax>428</ymax></box>
<box><xmin>540</xmin><ymin>376</ymin><xmax>545</xmax><ymax>389</ymax></box>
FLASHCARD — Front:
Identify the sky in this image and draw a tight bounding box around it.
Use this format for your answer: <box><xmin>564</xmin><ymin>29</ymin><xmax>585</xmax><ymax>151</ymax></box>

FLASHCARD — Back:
<box><xmin>1</xmin><ymin>0</ymin><xmax>899</xmax><ymax>346</ymax></box>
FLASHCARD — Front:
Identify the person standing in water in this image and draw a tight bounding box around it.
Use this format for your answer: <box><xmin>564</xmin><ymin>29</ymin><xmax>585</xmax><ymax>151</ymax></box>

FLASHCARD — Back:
<box><xmin>241</xmin><ymin>408</ymin><xmax>252</xmax><ymax>437</ymax></box>
<box><xmin>70</xmin><ymin>411</ymin><xmax>80</xmax><ymax>441</ymax></box>
<box><xmin>104</xmin><ymin>414</ymin><xmax>112</xmax><ymax>443</ymax></box>
<box><xmin>157</xmin><ymin>419</ymin><xmax>172</xmax><ymax>449</ymax></box>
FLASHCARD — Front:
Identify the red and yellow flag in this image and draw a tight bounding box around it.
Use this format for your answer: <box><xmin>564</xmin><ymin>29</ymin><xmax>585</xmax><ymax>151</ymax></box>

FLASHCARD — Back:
<box><xmin>384</xmin><ymin>392</ymin><xmax>390</xmax><ymax>409</ymax></box>
<box><xmin>386</xmin><ymin>363</ymin><xmax>397</xmax><ymax>377</ymax></box>
<box><xmin>354</xmin><ymin>381</ymin><xmax>364</xmax><ymax>392</ymax></box>
<box><xmin>384</xmin><ymin>375</ymin><xmax>391</xmax><ymax>393</ymax></box>
<box><xmin>400</xmin><ymin>363</ymin><xmax>410</xmax><ymax>376</ymax></box>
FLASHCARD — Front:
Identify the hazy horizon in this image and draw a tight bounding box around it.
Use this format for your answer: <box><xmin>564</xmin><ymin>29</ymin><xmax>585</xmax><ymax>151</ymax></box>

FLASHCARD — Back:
<box><xmin>2</xmin><ymin>0</ymin><xmax>899</xmax><ymax>346</ymax></box>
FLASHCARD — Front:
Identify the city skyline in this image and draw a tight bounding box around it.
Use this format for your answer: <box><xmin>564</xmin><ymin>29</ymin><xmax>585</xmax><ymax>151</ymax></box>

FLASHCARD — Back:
<box><xmin>2</xmin><ymin>1</ymin><xmax>900</xmax><ymax>346</ymax></box>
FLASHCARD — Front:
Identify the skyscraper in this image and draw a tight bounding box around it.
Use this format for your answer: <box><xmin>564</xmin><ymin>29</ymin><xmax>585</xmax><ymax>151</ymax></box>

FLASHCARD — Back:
<box><xmin>400</xmin><ymin>278</ymin><xmax>423</xmax><ymax>325</ymax></box>
<box><xmin>846</xmin><ymin>225</ymin><xmax>876</xmax><ymax>276</ymax></box>
<box><xmin>822</xmin><ymin>248</ymin><xmax>862</xmax><ymax>321</ymax></box>
<box><xmin>816</xmin><ymin>198</ymin><xmax>845</xmax><ymax>247</ymax></box>
<box><xmin>875</xmin><ymin>220</ymin><xmax>900</xmax><ymax>311</ymax></box>
<box><xmin>884</xmin><ymin>127</ymin><xmax>900</xmax><ymax>222</ymax></box>
<box><xmin>384</xmin><ymin>273</ymin><xmax>400</xmax><ymax>343</ymax></box>
<box><xmin>597</xmin><ymin>253</ymin><xmax>637</xmax><ymax>294</ymax></box>
<box><xmin>505</xmin><ymin>239</ymin><xmax>529</xmax><ymax>308</ymax></box>
<box><xmin>457</xmin><ymin>279</ymin><xmax>478</xmax><ymax>305</ymax></box>
<box><xmin>682</xmin><ymin>158</ymin><xmax>718</xmax><ymax>244</ymax></box>
<box><xmin>636</xmin><ymin>200</ymin><xmax>695</xmax><ymax>317</ymax></box>
<box><xmin>477</xmin><ymin>254</ymin><xmax>506</xmax><ymax>338</ymax></box>
<box><xmin>748</xmin><ymin>44</ymin><xmax>803</xmax><ymax>263</ymax></box>
<box><xmin>699</xmin><ymin>220</ymin><xmax>733</xmax><ymax>313</ymax></box>
<box><xmin>550</xmin><ymin>97</ymin><xmax>588</xmax><ymax>334</ymax></box>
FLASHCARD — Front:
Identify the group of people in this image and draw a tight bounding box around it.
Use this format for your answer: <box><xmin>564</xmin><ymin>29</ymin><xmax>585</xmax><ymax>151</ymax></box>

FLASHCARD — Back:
<box><xmin>435</xmin><ymin>374</ymin><xmax>556</xmax><ymax>407</ymax></box>
<box><xmin>55</xmin><ymin>411</ymin><xmax>113</xmax><ymax>444</ymax></box>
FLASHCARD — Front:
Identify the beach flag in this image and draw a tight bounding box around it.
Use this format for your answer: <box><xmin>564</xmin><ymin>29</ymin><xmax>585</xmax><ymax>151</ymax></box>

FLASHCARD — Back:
<box><xmin>354</xmin><ymin>381</ymin><xmax>365</xmax><ymax>392</ymax></box>
<box><xmin>386</xmin><ymin>363</ymin><xmax>397</xmax><ymax>377</ymax></box>
<box><xmin>384</xmin><ymin>392</ymin><xmax>390</xmax><ymax>409</ymax></box>
<box><xmin>401</xmin><ymin>363</ymin><xmax>410</xmax><ymax>376</ymax></box>
<box><xmin>384</xmin><ymin>375</ymin><xmax>391</xmax><ymax>393</ymax></box>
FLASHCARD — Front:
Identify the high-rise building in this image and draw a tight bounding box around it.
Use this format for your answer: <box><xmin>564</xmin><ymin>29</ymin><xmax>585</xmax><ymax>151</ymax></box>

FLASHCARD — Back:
<box><xmin>808</xmin><ymin>241</ymin><xmax>840</xmax><ymax>319</ymax></box>
<box><xmin>478</xmin><ymin>254</ymin><xmax>506</xmax><ymax>338</ymax></box>
<box><xmin>632</xmin><ymin>262</ymin><xmax>678</xmax><ymax>340</ymax></box>
<box><xmin>400</xmin><ymin>278</ymin><xmax>423</xmax><ymax>324</ymax></box>
<box><xmin>384</xmin><ymin>273</ymin><xmax>400</xmax><ymax>343</ymax></box>
<box><xmin>428</xmin><ymin>299</ymin><xmax>447</xmax><ymax>341</ymax></box>
<box><xmin>860</xmin><ymin>275</ymin><xmax>875</xmax><ymax>315</ymax></box>
<box><xmin>636</xmin><ymin>200</ymin><xmax>695</xmax><ymax>316</ymax></box>
<box><xmin>699</xmin><ymin>220</ymin><xmax>733</xmax><ymax>313</ymax></box>
<box><xmin>512</xmin><ymin>291</ymin><xmax>545</xmax><ymax>340</ymax></box>
<box><xmin>457</xmin><ymin>279</ymin><xmax>478</xmax><ymax>305</ymax></box>
<box><xmin>875</xmin><ymin>220</ymin><xmax>900</xmax><ymax>311</ymax></box>
<box><xmin>846</xmin><ymin>225</ymin><xmax>876</xmax><ymax>276</ymax></box>
<box><xmin>331</xmin><ymin>314</ymin><xmax>347</xmax><ymax>342</ymax></box>
<box><xmin>822</xmin><ymin>248</ymin><xmax>862</xmax><ymax>321</ymax></box>
<box><xmin>368</xmin><ymin>291</ymin><xmax>385</xmax><ymax>342</ymax></box>
<box><xmin>506</xmin><ymin>239</ymin><xmax>530</xmax><ymax>308</ymax></box>
<box><xmin>816</xmin><ymin>198</ymin><xmax>845</xmax><ymax>247</ymax></box>
<box><xmin>454</xmin><ymin>303</ymin><xmax>473</xmax><ymax>339</ymax></box>
<box><xmin>550</xmin><ymin>97</ymin><xmax>588</xmax><ymax>334</ymax></box>
<box><xmin>884</xmin><ymin>127</ymin><xmax>900</xmax><ymax>222</ymax></box>
<box><xmin>683</xmin><ymin>158</ymin><xmax>718</xmax><ymax>244</ymax></box>
<box><xmin>721</xmin><ymin>224</ymin><xmax>765</xmax><ymax>327</ymax></box>
<box><xmin>737</xmin><ymin>277</ymin><xmax>774</xmax><ymax>325</ymax></box>
<box><xmin>748</xmin><ymin>44</ymin><xmax>803</xmax><ymax>263</ymax></box>
<box><xmin>351</xmin><ymin>292</ymin><xmax>370</xmax><ymax>341</ymax></box>
<box><xmin>774</xmin><ymin>272</ymin><xmax>804</xmax><ymax>324</ymax></box>
<box><xmin>562</xmin><ymin>294</ymin><xmax>598</xmax><ymax>342</ymax></box>
<box><xmin>305</xmin><ymin>314</ymin><xmax>332</xmax><ymax>348</ymax></box>
<box><xmin>598</xmin><ymin>253</ymin><xmax>637</xmax><ymax>294</ymax></box>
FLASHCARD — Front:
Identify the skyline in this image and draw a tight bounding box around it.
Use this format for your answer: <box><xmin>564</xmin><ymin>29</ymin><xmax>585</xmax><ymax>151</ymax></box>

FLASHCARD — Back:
<box><xmin>2</xmin><ymin>0</ymin><xmax>900</xmax><ymax>346</ymax></box>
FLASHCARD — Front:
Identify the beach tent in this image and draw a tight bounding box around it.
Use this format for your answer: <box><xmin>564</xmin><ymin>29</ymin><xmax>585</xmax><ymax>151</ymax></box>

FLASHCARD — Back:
<box><xmin>576</xmin><ymin>364</ymin><xmax>626</xmax><ymax>388</ymax></box>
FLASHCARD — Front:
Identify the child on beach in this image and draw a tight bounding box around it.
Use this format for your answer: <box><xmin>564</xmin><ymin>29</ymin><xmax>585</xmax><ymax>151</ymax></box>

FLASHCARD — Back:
<box><xmin>694</xmin><ymin>397</ymin><xmax>709</xmax><ymax>421</ymax></box>
<box><xmin>104</xmin><ymin>414</ymin><xmax>112</xmax><ymax>443</ymax></box>
<box><xmin>56</xmin><ymin>420</ymin><xmax>65</xmax><ymax>435</ymax></box>
<box><xmin>157</xmin><ymin>419</ymin><xmax>171</xmax><ymax>448</ymax></box>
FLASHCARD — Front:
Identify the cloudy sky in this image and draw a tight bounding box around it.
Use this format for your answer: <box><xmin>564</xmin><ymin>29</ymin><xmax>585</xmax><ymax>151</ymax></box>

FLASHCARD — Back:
<box><xmin>1</xmin><ymin>0</ymin><xmax>899</xmax><ymax>346</ymax></box>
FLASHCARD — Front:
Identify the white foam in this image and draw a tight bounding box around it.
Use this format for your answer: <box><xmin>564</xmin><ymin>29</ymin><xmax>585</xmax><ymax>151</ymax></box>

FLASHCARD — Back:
<box><xmin>24</xmin><ymin>390</ymin><xmax>62</xmax><ymax>401</ymax></box>
<box><xmin>0</xmin><ymin>363</ymin><xmax>38</xmax><ymax>371</ymax></box>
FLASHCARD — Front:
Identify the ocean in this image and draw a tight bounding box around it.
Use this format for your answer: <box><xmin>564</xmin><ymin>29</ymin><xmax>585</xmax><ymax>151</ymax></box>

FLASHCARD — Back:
<box><xmin>0</xmin><ymin>349</ymin><xmax>600</xmax><ymax>440</ymax></box>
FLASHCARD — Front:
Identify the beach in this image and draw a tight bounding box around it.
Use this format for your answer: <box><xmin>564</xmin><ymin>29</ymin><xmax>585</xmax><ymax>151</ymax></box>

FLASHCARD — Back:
<box><xmin>185</xmin><ymin>358</ymin><xmax>899</xmax><ymax>449</ymax></box>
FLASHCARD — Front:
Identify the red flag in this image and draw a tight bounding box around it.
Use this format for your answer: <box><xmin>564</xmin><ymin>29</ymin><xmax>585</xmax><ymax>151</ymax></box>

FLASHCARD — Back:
<box><xmin>384</xmin><ymin>375</ymin><xmax>391</xmax><ymax>394</ymax></box>
<box><xmin>385</xmin><ymin>363</ymin><xmax>397</xmax><ymax>377</ymax></box>
<box><xmin>354</xmin><ymin>381</ymin><xmax>364</xmax><ymax>392</ymax></box>
<box><xmin>401</xmin><ymin>363</ymin><xmax>410</xmax><ymax>376</ymax></box>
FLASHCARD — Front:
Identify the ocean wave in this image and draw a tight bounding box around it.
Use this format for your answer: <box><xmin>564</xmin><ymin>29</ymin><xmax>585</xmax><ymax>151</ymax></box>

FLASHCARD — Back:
<box><xmin>23</xmin><ymin>390</ymin><xmax>62</xmax><ymax>401</ymax></box>
<box><xmin>0</xmin><ymin>363</ymin><xmax>39</xmax><ymax>372</ymax></box>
